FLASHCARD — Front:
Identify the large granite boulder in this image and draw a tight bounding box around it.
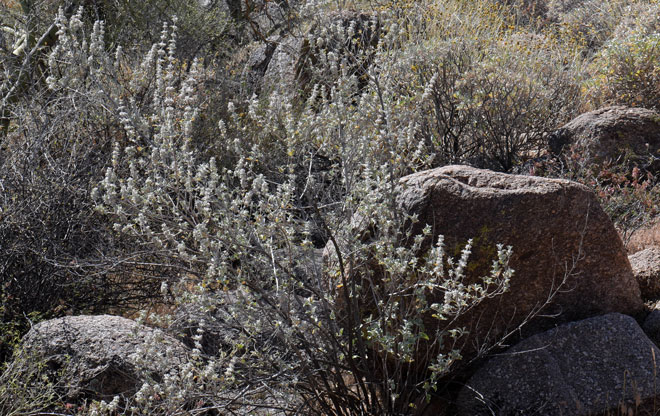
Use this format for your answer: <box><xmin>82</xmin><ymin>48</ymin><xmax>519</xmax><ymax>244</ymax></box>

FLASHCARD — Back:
<box><xmin>400</xmin><ymin>166</ymin><xmax>642</xmax><ymax>349</ymax></box>
<box><xmin>457</xmin><ymin>313</ymin><xmax>660</xmax><ymax>416</ymax></box>
<box><xmin>18</xmin><ymin>315</ymin><xmax>189</xmax><ymax>400</ymax></box>
<box><xmin>327</xmin><ymin>165</ymin><xmax>643</xmax><ymax>370</ymax></box>
<box><xmin>629</xmin><ymin>246</ymin><xmax>660</xmax><ymax>300</ymax></box>
<box><xmin>549</xmin><ymin>106</ymin><xmax>660</xmax><ymax>172</ymax></box>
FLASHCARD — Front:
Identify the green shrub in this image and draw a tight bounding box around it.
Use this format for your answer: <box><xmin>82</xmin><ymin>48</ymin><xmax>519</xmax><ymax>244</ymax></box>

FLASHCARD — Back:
<box><xmin>589</xmin><ymin>30</ymin><xmax>660</xmax><ymax>110</ymax></box>
<box><xmin>0</xmin><ymin>350</ymin><xmax>63</xmax><ymax>416</ymax></box>
<box><xmin>386</xmin><ymin>31</ymin><xmax>582</xmax><ymax>171</ymax></box>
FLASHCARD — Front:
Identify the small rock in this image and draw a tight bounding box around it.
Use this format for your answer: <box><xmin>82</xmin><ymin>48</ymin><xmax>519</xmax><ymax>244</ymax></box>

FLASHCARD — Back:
<box><xmin>642</xmin><ymin>308</ymin><xmax>660</xmax><ymax>345</ymax></box>
<box><xmin>629</xmin><ymin>247</ymin><xmax>660</xmax><ymax>300</ymax></box>
<box><xmin>18</xmin><ymin>315</ymin><xmax>189</xmax><ymax>400</ymax></box>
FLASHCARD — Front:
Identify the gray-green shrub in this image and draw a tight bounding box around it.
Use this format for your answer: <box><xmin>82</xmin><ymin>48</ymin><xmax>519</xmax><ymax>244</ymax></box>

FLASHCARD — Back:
<box><xmin>87</xmin><ymin>8</ymin><xmax>514</xmax><ymax>415</ymax></box>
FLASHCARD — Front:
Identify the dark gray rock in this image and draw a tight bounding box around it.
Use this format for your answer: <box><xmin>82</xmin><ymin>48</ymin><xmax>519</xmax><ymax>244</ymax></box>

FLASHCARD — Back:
<box><xmin>19</xmin><ymin>315</ymin><xmax>188</xmax><ymax>400</ymax></box>
<box><xmin>457</xmin><ymin>313</ymin><xmax>660</xmax><ymax>416</ymax></box>
<box><xmin>642</xmin><ymin>308</ymin><xmax>660</xmax><ymax>345</ymax></box>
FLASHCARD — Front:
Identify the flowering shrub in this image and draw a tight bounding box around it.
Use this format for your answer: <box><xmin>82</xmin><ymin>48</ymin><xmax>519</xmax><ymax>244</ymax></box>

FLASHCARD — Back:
<box><xmin>0</xmin><ymin>6</ymin><xmax>167</xmax><ymax>364</ymax></box>
<box><xmin>2</xmin><ymin>4</ymin><xmax>517</xmax><ymax>414</ymax></box>
<box><xmin>548</xmin><ymin>0</ymin><xmax>634</xmax><ymax>52</ymax></box>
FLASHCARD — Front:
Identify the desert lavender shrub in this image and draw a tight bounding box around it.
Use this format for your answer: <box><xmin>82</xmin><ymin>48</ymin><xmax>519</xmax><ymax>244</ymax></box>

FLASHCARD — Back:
<box><xmin>4</xmin><ymin>0</ymin><xmax>660</xmax><ymax>413</ymax></box>
<box><xmin>2</xmin><ymin>3</ymin><xmax>516</xmax><ymax>414</ymax></box>
<box><xmin>87</xmin><ymin>8</ymin><xmax>514</xmax><ymax>415</ymax></box>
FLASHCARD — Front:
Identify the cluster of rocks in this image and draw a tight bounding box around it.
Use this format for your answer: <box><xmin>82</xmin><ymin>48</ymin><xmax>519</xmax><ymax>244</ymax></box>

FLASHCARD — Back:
<box><xmin>329</xmin><ymin>105</ymin><xmax>660</xmax><ymax>414</ymax></box>
<box><xmin>451</xmin><ymin>106</ymin><xmax>660</xmax><ymax>415</ymax></box>
<box><xmin>376</xmin><ymin>163</ymin><xmax>657</xmax><ymax>415</ymax></box>
<box><xmin>450</xmin><ymin>106</ymin><xmax>660</xmax><ymax>415</ymax></box>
